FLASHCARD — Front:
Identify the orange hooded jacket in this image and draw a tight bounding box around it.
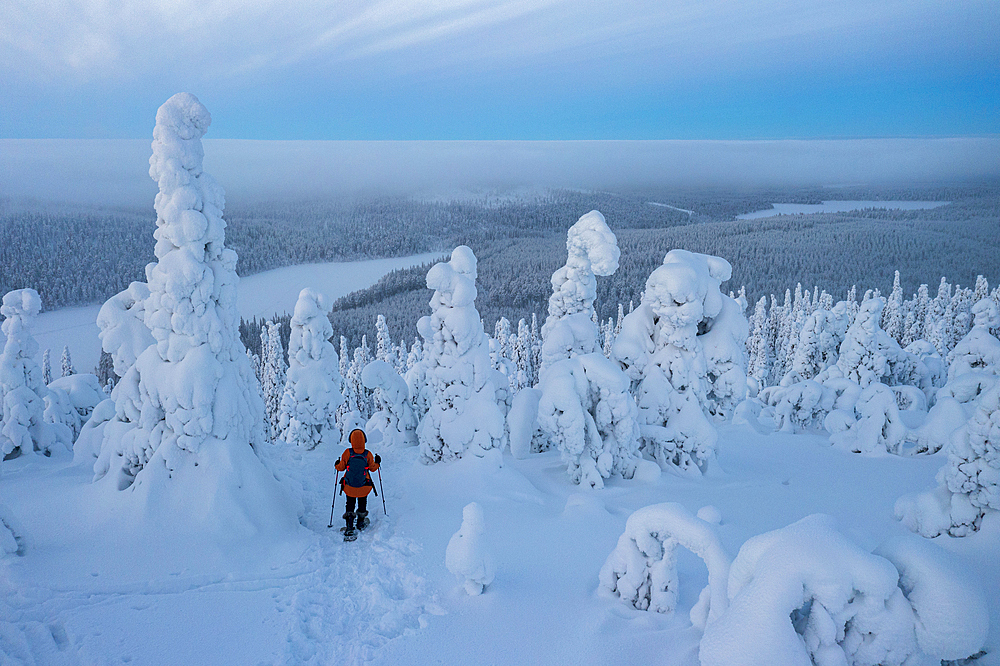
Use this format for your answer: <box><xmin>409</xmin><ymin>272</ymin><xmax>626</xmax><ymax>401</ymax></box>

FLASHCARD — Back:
<box><xmin>335</xmin><ymin>429</ymin><xmax>379</xmax><ymax>498</ymax></box>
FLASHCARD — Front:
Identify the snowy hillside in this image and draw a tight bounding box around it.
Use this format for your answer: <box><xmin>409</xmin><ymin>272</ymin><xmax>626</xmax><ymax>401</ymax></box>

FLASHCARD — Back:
<box><xmin>2</xmin><ymin>95</ymin><xmax>997</xmax><ymax>666</ymax></box>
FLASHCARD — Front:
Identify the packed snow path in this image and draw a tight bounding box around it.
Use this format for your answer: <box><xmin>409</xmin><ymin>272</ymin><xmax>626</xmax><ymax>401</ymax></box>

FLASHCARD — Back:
<box><xmin>0</xmin><ymin>443</ymin><xmax>439</xmax><ymax>666</ymax></box>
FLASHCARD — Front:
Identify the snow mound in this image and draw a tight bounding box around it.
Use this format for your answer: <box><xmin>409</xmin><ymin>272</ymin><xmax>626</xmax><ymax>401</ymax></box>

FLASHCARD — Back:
<box><xmin>445</xmin><ymin>502</ymin><xmax>495</xmax><ymax>595</ymax></box>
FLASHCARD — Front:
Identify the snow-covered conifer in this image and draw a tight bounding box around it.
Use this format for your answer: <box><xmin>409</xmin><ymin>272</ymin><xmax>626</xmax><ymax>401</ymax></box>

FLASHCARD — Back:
<box><xmin>92</xmin><ymin>94</ymin><xmax>293</xmax><ymax>536</ymax></box>
<box><xmin>60</xmin><ymin>345</ymin><xmax>74</xmax><ymax>377</ymax></box>
<box><xmin>883</xmin><ymin>270</ymin><xmax>904</xmax><ymax>343</ymax></box>
<box><xmin>41</xmin><ymin>349</ymin><xmax>52</xmax><ymax>386</ymax></box>
<box><xmin>260</xmin><ymin>320</ymin><xmax>287</xmax><ymax>440</ymax></box>
<box><xmin>746</xmin><ymin>296</ymin><xmax>770</xmax><ymax>388</ymax></box>
<box><xmin>0</xmin><ymin>289</ymin><xmax>73</xmax><ymax>460</ymax></box>
<box><xmin>539</xmin><ymin>211</ymin><xmax>620</xmax><ymax>376</ymax></box>
<box><xmin>412</xmin><ymin>246</ymin><xmax>506</xmax><ymax>462</ymax></box>
<box><xmin>362</xmin><ymin>359</ymin><xmax>416</xmax><ymax>447</ymax></box>
<box><xmin>613</xmin><ymin>250</ymin><xmax>745</xmax><ymax>474</ymax></box>
<box><xmin>277</xmin><ymin>289</ymin><xmax>342</xmax><ymax>450</ymax></box>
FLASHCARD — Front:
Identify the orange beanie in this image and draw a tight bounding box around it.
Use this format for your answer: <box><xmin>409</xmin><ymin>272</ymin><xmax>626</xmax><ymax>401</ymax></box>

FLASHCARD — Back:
<box><xmin>349</xmin><ymin>429</ymin><xmax>366</xmax><ymax>451</ymax></box>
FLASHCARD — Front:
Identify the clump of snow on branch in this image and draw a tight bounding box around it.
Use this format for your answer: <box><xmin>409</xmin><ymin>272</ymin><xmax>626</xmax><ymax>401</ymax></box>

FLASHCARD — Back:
<box><xmin>613</xmin><ymin>250</ymin><xmax>747</xmax><ymax>474</ymax></box>
<box><xmin>363</xmin><ymin>359</ymin><xmax>416</xmax><ymax>447</ymax></box>
<box><xmin>700</xmin><ymin>514</ymin><xmax>985</xmax><ymax>666</ymax></box>
<box><xmin>91</xmin><ymin>93</ymin><xmax>296</xmax><ymax>537</ymax></box>
<box><xmin>0</xmin><ymin>289</ymin><xmax>73</xmax><ymax>461</ymax></box>
<box><xmin>277</xmin><ymin>288</ymin><xmax>343</xmax><ymax>450</ymax></box>
<box><xmin>599</xmin><ymin>502</ymin><xmax>730</xmax><ymax>630</ymax></box>
<box><xmin>445</xmin><ymin>502</ymin><xmax>494</xmax><ymax>595</ymax></box>
<box><xmin>539</xmin><ymin>210</ymin><xmax>620</xmax><ymax>374</ymax></box>
<box><xmin>411</xmin><ymin>246</ymin><xmax>506</xmax><ymax>463</ymax></box>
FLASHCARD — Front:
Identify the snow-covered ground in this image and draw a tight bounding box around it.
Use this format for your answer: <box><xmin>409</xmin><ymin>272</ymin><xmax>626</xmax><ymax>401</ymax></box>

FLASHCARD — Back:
<box><xmin>30</xmin><ymin>253</ymin><xmax>442</xmax><ymax>376</ymax></box>
<box><xmin>736</xmin><ymin>200</ymin><xmax>950</xmax><ymax>219</ymax></box>
<box><xmin>3</xmin><ymin>258</ymin><xmax>998</xmax><ymax>665</ymax></box>
<box><xmin>4</xmin><ymin>421</ymin><xmax>996</xmax><ymax>665</ymax></box>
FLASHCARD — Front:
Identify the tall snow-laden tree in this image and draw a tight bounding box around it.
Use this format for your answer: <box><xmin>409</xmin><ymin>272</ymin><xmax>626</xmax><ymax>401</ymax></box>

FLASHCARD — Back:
<box><xmin>0</xmin><ymin>289</ymin><xmax>73</xmax><ymax>460</ymax></box>
<box><xmin>277</xmin><ymin>288</ymin><xmax>343</xmax><ymax>450</ymax></box>
<box><xmin>41</xmin><ymin>349</ymin><xmax>52</xmax><ymax>386</ymax></box>
<box><xmin>362</xmin><ymin>359</ymin><xmax>416</xmax><ymax>448</ymax></box>
<box><xmin>536</xmin><ymin>211</ymin><xmax>639</xmax><ymax>487</ymax></box>
<box><xmin>60</xmin><ymin>345</ymin><xmax>74</xmax><ymax>377</ymax></box>
<box><xmin>883</xmin><ymin>270</ymin><xmax>904</xmax><ymax>344</ymax></box>
<box><xmin>412</xmin><ymin>246</ymin><xmax>506</xmax><ymax>462</ymax></box>
<box><xmin>613</xmin><ymin>250</ymin><xmax>746</xmax><ymax>475</ymax></box>
<box><xmin>92</xmin><ymin>93</ymin><xmax>295</xmax><ymax>536</ymax></box>
<box><xmin>539</xmin><ymin>211</ymin><xmax>620</xmax><ymax>377</ymax></box>
<box><xmin>260</xmin><ymin>320</ymin><xmax>287</xmax><ymax>440</ymax></box>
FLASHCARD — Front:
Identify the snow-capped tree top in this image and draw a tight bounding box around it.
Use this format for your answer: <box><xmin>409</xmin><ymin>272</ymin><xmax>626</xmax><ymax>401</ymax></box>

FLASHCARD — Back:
<box><xmin>1</xmin><ymin>288</ymin><xmax>42</xmax><ymax>338</ymax></box>
<box><xmin>972</xmin><ymin>297</ymin><xmax>999</xmax><ymax>329</ymax></box>
<box><xmin>150</xmin><ymin>92</ymin><xmax>210</xmax><ymax>172</ymax></box>
<box><xmin>426</xmin><ymin>246</ymin><xmax>478</xmax><ymax>309</ymax></box>
<box><xmin>566</xmin><ymin>210</ymin><xmax>619</xmax><ymax>277</ymax></box>
<box><xmin>645</xmin><ymin>250</ymin><xmax>730</xmax><ymax>322</ymax></box>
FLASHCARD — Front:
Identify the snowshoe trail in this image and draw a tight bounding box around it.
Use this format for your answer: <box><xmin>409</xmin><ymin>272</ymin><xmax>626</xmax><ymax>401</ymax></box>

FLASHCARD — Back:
<box><xmin>274</xmin><ymin>448</ymin><xmax>440</xmax><ymax>665</ymax></box>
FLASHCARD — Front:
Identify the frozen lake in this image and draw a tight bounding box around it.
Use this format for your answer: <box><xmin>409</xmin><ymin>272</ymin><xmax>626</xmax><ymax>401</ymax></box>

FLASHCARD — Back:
<box><xmin>736</xmin><ymin>200</ymin><xmax>949</xmax><ymax>219</ymax></box>
<box><xmin>30</xmin><ymin>252</ymin><xmax>443</xmax><ymax>376</ymax></box>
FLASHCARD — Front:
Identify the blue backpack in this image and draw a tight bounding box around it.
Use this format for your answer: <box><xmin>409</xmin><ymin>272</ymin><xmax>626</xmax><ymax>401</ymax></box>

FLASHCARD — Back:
<box><xmin>342</xmin><ymin>449</ymin><xmax>375</xmax><ymax>493</ymax></box>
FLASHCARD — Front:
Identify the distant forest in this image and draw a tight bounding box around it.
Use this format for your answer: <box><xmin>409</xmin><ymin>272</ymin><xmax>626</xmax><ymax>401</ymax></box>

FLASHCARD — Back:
<box><xmin>2</xmin><ymin>182</ymin><xmax>998</xmax><ymax>350</ymax></box>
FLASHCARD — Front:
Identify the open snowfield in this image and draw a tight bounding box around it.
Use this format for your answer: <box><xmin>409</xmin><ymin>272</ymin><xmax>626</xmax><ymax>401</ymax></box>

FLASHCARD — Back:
<box><xmin>3</xmin><ymin>420</ymin><xmax>997</xmax><ymax>665</ymax></box>
<box><xmin>29</xmin><ymin>253</ymin><xmax>442</xmax><ymax>377</ymax></box>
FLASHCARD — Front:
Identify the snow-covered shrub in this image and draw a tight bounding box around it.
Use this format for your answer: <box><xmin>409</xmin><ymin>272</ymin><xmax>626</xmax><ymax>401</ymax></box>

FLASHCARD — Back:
<box><xmin>539</xmin><ymin>210</ymin><xmax>620</xmax><ymax>376</ymax></box>
<box><xmin>445</xmin><ymin>502</ymin><xmax>494</xmax><ymax>595</ymax></box>
<box><xmin>411</xmin><ymin>247</ymin><xmax>506</xmax><ymax>463</ymax></box>
<box><xmin>832</xmin><ymin>297</ymin><xmax>910</xmax><ymax>388</ymax></box>
<box><xmin>829</xmin><ymin>382</ymin><xmax>907</xmax><ymax>455</ymax></box>
<box><xmin>362</xmin><ymin>359</ymin><xmax>416</xmax><ymax>448</ymax></box>
<box><xmin>701</xmin><ymin>514</ymin><xmax>920</xmax><ymax>666</ymax></box>
<box><xmin>73</xmin><ymin>398</ymin><xmax>116</xmax><ymax>464</ymax></box>
<box><xmin>48</xmin><ymin>374</ymin><xmax>104</xmax><ymax>438</ymax></box>
<box><xmin>904</xmin><ymin>340</ymin><xmax>944</xmax><ymax>391</ymax></box>
<box><xmin>874</xmin><ymin>536</ymin><xmax>988</xmax><ymax>661</ymax></box>
<box><xmin>92</xmin><ymin>93</ymin><xmax>296</xmax><ymax>536</ymax></box>
<box><xmin>0</xmin><ymin>288</ymin><xmax>72</xmax><ymax>460</ymax></box>
<box><xmin>760</xmin><ymin>380</ymin><xmax>833</xmax><ymax>433</ymax></box>
<box><xmin>613</xmin><ymin>250</ymin><xmax>746</xmax><ymax>474</ymax></box>
<box><xmin>277</xmin><ymin>289</ymin><xmax>342</xmax><ymax>450</ymax></box>
<box><xmin>537</xmin><ymin>354</ymin><xmax>640</xmax><ymax>488</ymax></box>
<box><xmin>599</xmin><ymin>503</ymin><xmax>730</xmax><ymax>630</ymax></box>
<box><xmin>782</xmin><ymin>303</ymin><xmax>850</xmax><ymax>385</ymax></box>
<box><xmin>912</xmin><ymin>381</ymin><xmax>1000</xmax><ymax>536</ymax></box>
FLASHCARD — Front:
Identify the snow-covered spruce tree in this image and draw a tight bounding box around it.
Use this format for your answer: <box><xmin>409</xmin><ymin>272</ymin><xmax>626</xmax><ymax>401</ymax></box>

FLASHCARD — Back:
<box><xmin>0</xmin><ymin>289</ymin><xmax>73</xmax><ymax>460</ymax></box>
<box><xmin>93</xmin><ymin>93</ymin><xmax>294</xmax><ymax>535</ymax></box>
<box><xmin>782</xmin><ymin>302</ymin><xmax>850</xmax><ymax>386</ymax></box>
<box><xmin>411</xmin><ymin>246</ymin><xmax>506</xmax><ymax>462</ymax></box>
<box><xmin>60</xmin><ymin>345</ymin><xmax>74</xmax><ymax>377</ymax></box>
<box><xmin>539</xmin><ymin>211</ymin><xmax>620</xmax><ymax>375</ymax></box>
<box><xmin>536</xmin><ymin>211</ymin><xmax>640</xmax><ymax>487</ymax></box>
<box><xmin>897</xmin><ymin>300</ymin><xmax>1000</xmax><ymax>537</ymax></box>
<box><xmin>260</xmin><ymin>320</ymin><xmax>287</xmax><ymax>440</ymax></box>
<box><xmin>613</xmin><ymin>250</ymin><xmax>747</xmax><ymax>475</ymax></box>
<box><xmin>277</xmin><ymin>289</ymin><xmax>343</xmax><ymax>450</ymax></box>
<box><xmin>362</xmin><ymin>359</ymin><xmax>416</xmax><ymax>447</ymax></box>
<box><xmin>41</xmin><ymin>349</ymin><xmax>52</xmax><ymax>386</ymax></box>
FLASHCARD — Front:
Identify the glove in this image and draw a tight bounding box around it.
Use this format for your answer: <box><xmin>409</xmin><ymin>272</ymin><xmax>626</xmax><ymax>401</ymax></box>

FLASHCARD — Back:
<box><xmin>374</xmin><ymin>454</ymin><xmax>381</xmax><ymax>465</ymax></box>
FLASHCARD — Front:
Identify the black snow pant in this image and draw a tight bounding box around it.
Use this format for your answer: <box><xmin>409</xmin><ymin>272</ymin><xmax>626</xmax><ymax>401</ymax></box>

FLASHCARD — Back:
<box><xmin>344</xmin><ymin>496</ymin><xmax>368</xmax><ymax>528</ymax></box>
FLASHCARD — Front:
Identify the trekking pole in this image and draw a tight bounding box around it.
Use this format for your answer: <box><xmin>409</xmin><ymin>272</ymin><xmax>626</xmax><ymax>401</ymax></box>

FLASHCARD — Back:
<box><xmin>327</xmin><ymin>470</ymin><xmax>340</xmax><ymax>528</ymax></box>
<box><xmin>376</xmin><ymin>468</ymin><xmax>387</xmax><ymax>516</ymax></box>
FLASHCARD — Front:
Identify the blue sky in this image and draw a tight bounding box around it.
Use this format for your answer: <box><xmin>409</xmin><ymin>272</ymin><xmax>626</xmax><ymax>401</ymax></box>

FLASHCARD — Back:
<box><xmin>1</xmin><ymin>0</ymin><xmax>997</xmax><ymax>139</ymax></box>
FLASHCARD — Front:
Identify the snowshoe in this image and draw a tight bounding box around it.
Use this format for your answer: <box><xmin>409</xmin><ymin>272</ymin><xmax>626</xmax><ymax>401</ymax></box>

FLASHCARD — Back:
<box><xmin>341</xmin><ymin>526</ymin><xmax>358</xmax><ymax>542</ymax></box>
<box><xmin>356</xmin><ymin>512</ymin><xmax>370</xmax><ymax>531</ymax></box>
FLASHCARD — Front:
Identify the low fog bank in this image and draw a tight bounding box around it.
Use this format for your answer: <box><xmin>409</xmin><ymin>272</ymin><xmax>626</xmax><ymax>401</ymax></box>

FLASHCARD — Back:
<box><xmin>2</xmin><ymin>138</ymin><xmax>998</xmax><ymax>207</ymax></box>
